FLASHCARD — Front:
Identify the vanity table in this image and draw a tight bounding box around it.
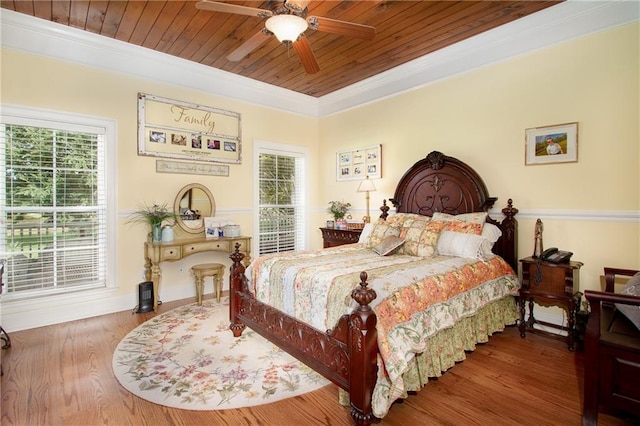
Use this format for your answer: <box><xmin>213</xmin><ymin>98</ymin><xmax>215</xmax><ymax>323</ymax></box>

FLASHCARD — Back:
<box><xmin>144</xmin><ymin>235</ymin><xmax>251</xmax><ymax>312</ymax></box>
<box><xmin>143</xmin><ymin>183</ymin><xmax>251</xmax><ymax>312</ymax></box>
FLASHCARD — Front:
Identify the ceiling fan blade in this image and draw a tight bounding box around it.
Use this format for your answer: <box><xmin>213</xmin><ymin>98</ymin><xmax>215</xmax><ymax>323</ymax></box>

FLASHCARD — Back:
<box><xmin>308</xmin><ymin>16</ymin><xmax>376</xmax><ymax>40</ymax></box>
<box><xmin>227</xmin><ymin>29</ymin><xmax>272</xmax><ymax>62</ymax></box>
<box><xmin>196</xmin><ymin>1</ymin><xmax>272</xmax><ymax>18</ymax></box>
<box><xmin>292</xmin><ymin>36</ymin><xmax>320</xmax><ymax>74</ymax></box>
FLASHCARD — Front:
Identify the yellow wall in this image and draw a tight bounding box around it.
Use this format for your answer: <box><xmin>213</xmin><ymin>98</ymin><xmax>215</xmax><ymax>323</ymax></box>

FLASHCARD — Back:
<box><xmin>1</xmin><ymin>48</ymin><xmax>320</xmax><ymax>324</ymax></box>
<box><xmin>1</xmin><ymin>22</ymin><xmax>638</xmax><ymax>330</ymax></box>
<box><xmin>320</xmin><ymin>22</ymin><xmax>640</xmax><ymax>295</ymax></box>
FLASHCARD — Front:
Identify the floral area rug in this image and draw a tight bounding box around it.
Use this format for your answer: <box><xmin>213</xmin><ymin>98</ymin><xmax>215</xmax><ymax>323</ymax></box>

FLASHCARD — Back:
<box><xmin>112</xmin><ymin>298</ymin><xmax>329</xmax><ymax>410</ymax></box>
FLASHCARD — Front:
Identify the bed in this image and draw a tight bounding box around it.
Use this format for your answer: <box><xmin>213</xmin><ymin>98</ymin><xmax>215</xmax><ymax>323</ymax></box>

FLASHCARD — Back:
<box><xmin>228</xmin><ymin>151</ymin><xmax>519</xmax><ymax>425</ymax></box>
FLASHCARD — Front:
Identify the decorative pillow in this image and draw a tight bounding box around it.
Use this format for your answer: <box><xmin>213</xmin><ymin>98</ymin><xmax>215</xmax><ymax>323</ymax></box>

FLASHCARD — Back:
<box><xmin>399</xmin><ymin>220</ymin><xmax>447</xmax><ymax>257</ymax></box>
<box><xmin>385</xmin><ymin>213</ymin><xmax>430</xmax><ymax>228</ymax></box>
<box><xmin>432</xmin><ymin>211</ymin><xmax>488</xmax><ymax>224</ymax></box>
<box><xmin>432</xmin><ymin>212</ymin><xmax>488</xmax><ymax>235</ymax></box>
<box><xmin>436</xmin><ymin>231</ymin><xmax>494</xmax><ymax>260</ymax></box>
<box><xmin>442</xmin><ymin>221</ymin><xmax>483</xmax><ymax>235</ymax></box>
<box><xmin>366</xmin><ymin>222</ymin><xmax>402</xmax><ymax>249</ymax></box>
<box><xmin>372</xmin><ymin>236</ymin><xmax>405</xmax><ymax>256</ymax></box>
<box><xmin>481</xmin><ymin>223</ymin><xmax>502</xmax><ymax>243</ymax></box>
<box><xmin>358</xmin><ymin>223</ymin><xmax>374</xmax><ymax>244</ymax></box>
<box><xmin>616</xmin><ymin>272</ymin><xmax>640</xmax><ymax>331</ymax></box>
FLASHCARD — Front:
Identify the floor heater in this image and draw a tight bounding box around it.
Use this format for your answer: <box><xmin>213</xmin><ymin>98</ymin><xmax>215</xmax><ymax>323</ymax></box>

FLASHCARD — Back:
<box><xmin>135</xmin><ymin>281</ymin><xmax>154</xmax><ymax>313</ymax></box>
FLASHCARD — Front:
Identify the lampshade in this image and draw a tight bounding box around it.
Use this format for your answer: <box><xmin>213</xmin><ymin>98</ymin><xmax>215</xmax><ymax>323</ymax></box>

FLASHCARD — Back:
<box><xmin>357</xmin><ymin>177</ymin><xmax>376</xmax><ymax>193</ymax></box>
<box><xmin>265</xmin><ymin>15</ymin><xmax>308</xmax><ymax>43</ymax></box>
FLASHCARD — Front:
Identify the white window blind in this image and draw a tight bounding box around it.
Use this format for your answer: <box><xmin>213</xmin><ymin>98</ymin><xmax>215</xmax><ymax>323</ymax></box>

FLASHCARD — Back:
<box><xmin>257</xmin><ymin>147</ymin><xmax>306</xmax><ymax>256</ymax></box>
<box><xmin>1</xmin><ymin>112</ymin><xmax>108</xmax><ymax>296</ymax></box>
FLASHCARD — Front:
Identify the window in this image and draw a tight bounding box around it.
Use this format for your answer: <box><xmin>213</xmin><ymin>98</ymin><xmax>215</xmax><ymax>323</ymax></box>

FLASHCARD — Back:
<box><xmin>255</xmin><ymin>141</ymin><xmax>307</xmax><ymax>256</ymax></box>
<box><xmin>1</xmin><ymin>106</ymin><xmax>115</xmax><ymax>297</ymax></box>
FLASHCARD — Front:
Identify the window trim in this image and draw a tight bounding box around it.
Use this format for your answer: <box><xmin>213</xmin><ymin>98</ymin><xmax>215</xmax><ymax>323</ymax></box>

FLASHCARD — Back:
<box><xmin>1</xmin><ymin>104</ymin><xmax>118</xmax><ymax>300</ymax></box>
<box><xmin>253</xmin><ymin>139</ymin><xmax>309</xmax><ymax>255</ymax></box>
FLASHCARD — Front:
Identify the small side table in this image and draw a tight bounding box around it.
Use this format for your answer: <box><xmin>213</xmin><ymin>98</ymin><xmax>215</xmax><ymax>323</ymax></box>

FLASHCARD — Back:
<box><xmin>320</xmin><ymin>227</ymin><xmax>362</xmax><ymax>248</ymax></box>
<box><xmin>519</xmin><ymin>256</ymin><xmax>584</xmax><ymax>351</ymax></box>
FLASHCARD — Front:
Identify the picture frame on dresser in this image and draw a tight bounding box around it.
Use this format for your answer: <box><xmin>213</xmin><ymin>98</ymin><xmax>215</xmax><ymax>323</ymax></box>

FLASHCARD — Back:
<box><xmin>525</xmin><ymin>122</ymin><xmax>578</xmax><ymax>165</ymax></box>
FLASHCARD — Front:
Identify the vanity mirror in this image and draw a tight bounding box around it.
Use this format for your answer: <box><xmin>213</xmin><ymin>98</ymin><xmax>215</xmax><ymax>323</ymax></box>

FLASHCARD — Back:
<box><xmin>173</xmin><ymin>183</ymin><xmax>215</xmax><ymax>235</ymax></box>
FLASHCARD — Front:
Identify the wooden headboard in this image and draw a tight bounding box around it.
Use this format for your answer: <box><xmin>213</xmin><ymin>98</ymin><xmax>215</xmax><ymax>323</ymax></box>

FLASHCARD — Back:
<box><xmin>381</xmin><ymin>151</ymin><xmax>518</xmax><ymax>270</ymax></box>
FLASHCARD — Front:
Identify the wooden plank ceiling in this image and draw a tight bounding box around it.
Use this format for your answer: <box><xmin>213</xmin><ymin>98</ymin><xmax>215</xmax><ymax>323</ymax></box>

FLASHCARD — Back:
<box><xmin>1</xmin><ymin>1</ymin><xmax>562</xmax><ymax>97</ymax></box>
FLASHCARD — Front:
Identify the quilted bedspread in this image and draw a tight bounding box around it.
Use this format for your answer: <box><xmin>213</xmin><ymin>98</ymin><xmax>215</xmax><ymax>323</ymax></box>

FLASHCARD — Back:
<box><xmin>245</xmin><ymin>243</ymin><xmax>519</xmax><ymax>416</ymax></box>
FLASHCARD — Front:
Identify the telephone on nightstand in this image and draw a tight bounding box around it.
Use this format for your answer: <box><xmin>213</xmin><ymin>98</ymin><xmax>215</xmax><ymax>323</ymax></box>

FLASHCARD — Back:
<box><xmin>535</xmin><ymin>248</ymin><xmax>574</xmax><ymax>284</ymax></box>
<box><xmin>540</xmin><ymin>247</ymin><xmax>573</xmax><ymax>264</ymax></box>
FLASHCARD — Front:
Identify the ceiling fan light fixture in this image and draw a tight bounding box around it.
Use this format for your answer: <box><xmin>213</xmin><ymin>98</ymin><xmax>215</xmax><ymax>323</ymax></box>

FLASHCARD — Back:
<box><xmin>265</xmin><ymin>15</ymin><xmax>308</xmax><ymax>43</ymax></box>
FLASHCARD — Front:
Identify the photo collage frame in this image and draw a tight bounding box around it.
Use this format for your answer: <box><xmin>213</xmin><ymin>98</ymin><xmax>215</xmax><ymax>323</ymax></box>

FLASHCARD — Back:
<box><xmin>336</xmin><ymin>144</ymin><xmax>381</xmax><ymax>181</ymax></box>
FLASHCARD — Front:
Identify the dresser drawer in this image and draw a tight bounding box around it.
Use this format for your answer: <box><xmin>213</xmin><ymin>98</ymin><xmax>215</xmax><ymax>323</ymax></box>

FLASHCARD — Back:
<box><xmin>184</xmin><ymin>240</ymin><xmax>231</xmax><ymax>254</ymax></box>
<box><xmin>160</xmin><ymin>246</ymin><xmax>181</xmax><ymax>260</ymax></box>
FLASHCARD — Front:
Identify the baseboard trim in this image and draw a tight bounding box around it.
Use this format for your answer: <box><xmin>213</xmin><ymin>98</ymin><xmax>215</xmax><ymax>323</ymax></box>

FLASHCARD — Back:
<box><xmin>1</xmin><ymin>280</ymin><xmax>199</xmax><ymax>332</ymax></box>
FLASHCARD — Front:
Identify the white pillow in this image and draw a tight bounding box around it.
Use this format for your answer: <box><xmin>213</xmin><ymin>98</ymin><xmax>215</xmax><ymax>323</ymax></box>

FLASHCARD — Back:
<box><xmin>436</xmin><ymin>231</ymin><xmax>494</xmax><ymax>260</ymax></box>
<box><xmin>481</xmin><ymin>223</ymin><xmax>502</xmax><ymax>243</ymax></box>
<box><xmin>616</xmin><ymin>272</ymin><xmax>640</xmax><ymax>331</ymax></box>
<box><xmin>358</xmin><ymin>223</ymin><xmax>374</xmax><ymax>244</ymax></box>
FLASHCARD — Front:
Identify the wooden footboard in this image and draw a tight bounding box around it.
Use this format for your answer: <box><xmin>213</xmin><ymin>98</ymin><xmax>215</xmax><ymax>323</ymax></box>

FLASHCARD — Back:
<box><xmin>229</xmin><ymin>246</ymin><xmax>379</xmax><ymax>425</ymax></box>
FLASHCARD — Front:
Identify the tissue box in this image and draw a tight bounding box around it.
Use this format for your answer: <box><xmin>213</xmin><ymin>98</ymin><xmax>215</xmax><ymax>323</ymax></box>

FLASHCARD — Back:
<box><xmin>223</xmin><ymin>224</ymin><xmax>241</xmax><ymax>237</ymax></box>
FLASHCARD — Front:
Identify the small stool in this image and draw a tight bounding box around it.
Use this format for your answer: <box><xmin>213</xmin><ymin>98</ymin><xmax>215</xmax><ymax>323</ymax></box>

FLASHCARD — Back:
<box><xmin>191</xmin><ymin>263</ymin><xmax>225</xmax><ymax>305</ymax></box>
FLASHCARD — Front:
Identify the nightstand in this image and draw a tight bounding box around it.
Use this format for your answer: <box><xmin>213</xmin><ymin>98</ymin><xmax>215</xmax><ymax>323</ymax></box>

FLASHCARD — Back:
<box><xmin>519</xmin><ymin>256</ymin><xmax>584</xmax><ymax>351</ymax></box>
<box><xmin>320</xmin><ymin>227</ymin><xmax>362</xmax><ymax>248</ymax></box>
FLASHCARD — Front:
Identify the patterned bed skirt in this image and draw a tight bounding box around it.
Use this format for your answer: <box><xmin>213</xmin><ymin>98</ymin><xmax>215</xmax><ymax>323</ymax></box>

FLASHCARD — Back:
<box><xmin>339</xmin><ymin>295</ymin><xmax>519</xmax><ymax>418</ymax></box>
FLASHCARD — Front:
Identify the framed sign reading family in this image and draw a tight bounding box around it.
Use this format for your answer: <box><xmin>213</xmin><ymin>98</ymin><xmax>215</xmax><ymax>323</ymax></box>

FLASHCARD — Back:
<box><xmin>137</xmin><ymin>93</ymin><xmax>242</xmax><ymax>164</ymax></box>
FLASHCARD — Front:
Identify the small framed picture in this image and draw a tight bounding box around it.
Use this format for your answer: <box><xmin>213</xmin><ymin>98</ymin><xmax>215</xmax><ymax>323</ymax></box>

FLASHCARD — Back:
<box><xmin>525</xmin><ymin>122</ymin><xmax>578</xmax><ymax>165</ymax></box>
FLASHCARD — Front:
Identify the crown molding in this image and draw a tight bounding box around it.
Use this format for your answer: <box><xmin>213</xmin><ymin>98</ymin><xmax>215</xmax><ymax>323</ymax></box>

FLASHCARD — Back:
<box><xmin>1</xmin><ymin>1</ymin><xmax>637</xmax><ymax>118</ymax></box>
<box><xmin>319</xmin><ymin>0</ymin><xmax>640</xmax><ymax>115</ymax></box>
<box><xmin>0</xmin><ymin>8</ymin><xmax>319</xmax><ymax>117</ymax></box>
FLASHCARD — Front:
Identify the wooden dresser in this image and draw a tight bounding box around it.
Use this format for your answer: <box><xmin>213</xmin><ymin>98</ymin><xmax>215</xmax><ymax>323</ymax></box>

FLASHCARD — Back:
<box><xmin>319</xmin><ymin>227</ymin><xmax>362</xmax><ymax>248</ymax></box>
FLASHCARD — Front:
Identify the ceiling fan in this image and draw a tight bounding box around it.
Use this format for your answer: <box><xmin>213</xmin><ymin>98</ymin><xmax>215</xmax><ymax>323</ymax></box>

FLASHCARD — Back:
<box><xmin>195</xmin><ymin>0</ymin><xmax>376</xmax><ymax>74</ymax></box>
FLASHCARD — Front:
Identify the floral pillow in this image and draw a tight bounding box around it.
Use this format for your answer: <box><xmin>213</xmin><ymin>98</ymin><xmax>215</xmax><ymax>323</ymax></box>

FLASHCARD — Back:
<box><xmin>616</xmin><ymin>272</ymin><xmax>640</xmax><ymax>331</ymax></box>
<box><xmin>432</xmin><ymin>211</ymin><xmax>488</xmax><ymax>224</ymax></box>
<box><xmin>399</xmin><ymin>220</ymin><xmax>447</xmax><ymax>257</ymax></box>
<box><xmin>385</xmin><ymin>213</ymin><xmax>430</xmax><ymax>228</ymax></box>
<box><xmin>442</xmin><ymin>221</ymin><xmax>483</xmax><ymax>235</ymax></box>
<box><xmin>432</xmin><ymin>211</ymin><xmax>488</xmax><ymax>235</ymax></box>
<box><xmin>366</xmin><ymin>222</ymin><xmax>402</xmax><ymax>249</ymax></box>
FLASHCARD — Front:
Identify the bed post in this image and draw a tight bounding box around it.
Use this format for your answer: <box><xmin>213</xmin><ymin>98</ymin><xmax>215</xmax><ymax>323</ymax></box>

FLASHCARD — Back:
<box><xmin>379</xmin><ymin>199</ymin><xmax>390</xmax><ymax>220</ymax></box>
<box><xmin>349</xmin><ymin>272</ymin><xmax>379</xmax><ymax>425</ymax></box>
<box><xmin>500</xmin><ymin>199</ymin><xmax>519</xmax><ymax>272</ymax></box>
<box><xmin>229</xmin><ymin>243</ymin><xmax>246</xmax><ymax>337</ymax></box>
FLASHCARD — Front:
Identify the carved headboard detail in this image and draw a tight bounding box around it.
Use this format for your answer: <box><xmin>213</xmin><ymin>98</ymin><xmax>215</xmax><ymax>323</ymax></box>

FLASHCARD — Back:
<box><xmin>389</xmin><ymin>151</ymin><xmax>496</xmax><ymax>215</ymax></box>
<box><xmin>384</xmin><ymin>151</ymin><xmax>518</xmax><ymax>270</ymax></box>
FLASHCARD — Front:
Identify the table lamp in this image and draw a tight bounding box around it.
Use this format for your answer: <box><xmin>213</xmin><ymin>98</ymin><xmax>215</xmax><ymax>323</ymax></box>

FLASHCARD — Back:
<box><xmin>357</xmin><ymin>177</ymin><xmax>376</xmax><ymax>223</ymax></box>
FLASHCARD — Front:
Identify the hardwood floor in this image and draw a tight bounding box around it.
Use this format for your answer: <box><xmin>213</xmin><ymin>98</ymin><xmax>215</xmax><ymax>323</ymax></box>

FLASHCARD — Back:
<box><xmin>0</xmin><ymin>295</ymin><xmax>634</xmax><ymax>426</ymax></box>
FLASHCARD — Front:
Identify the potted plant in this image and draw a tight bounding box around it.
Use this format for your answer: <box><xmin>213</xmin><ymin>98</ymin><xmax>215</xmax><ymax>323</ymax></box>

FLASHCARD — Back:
<box><xmin>328</xmin><ymin>201</ymin><xmax>351</xmax><ymax>229</ymax></box>
<box><xmin>126</xmin><ymin>202</ymin><xmax>176</xmax><ymax>242</ymax></box>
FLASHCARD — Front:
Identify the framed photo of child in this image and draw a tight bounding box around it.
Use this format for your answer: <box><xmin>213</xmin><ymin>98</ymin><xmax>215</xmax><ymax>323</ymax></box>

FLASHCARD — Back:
<box><xmin>525</xmin><ymin>122</ymin><xmax>578</xmax><ymax>165</ymax></box>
